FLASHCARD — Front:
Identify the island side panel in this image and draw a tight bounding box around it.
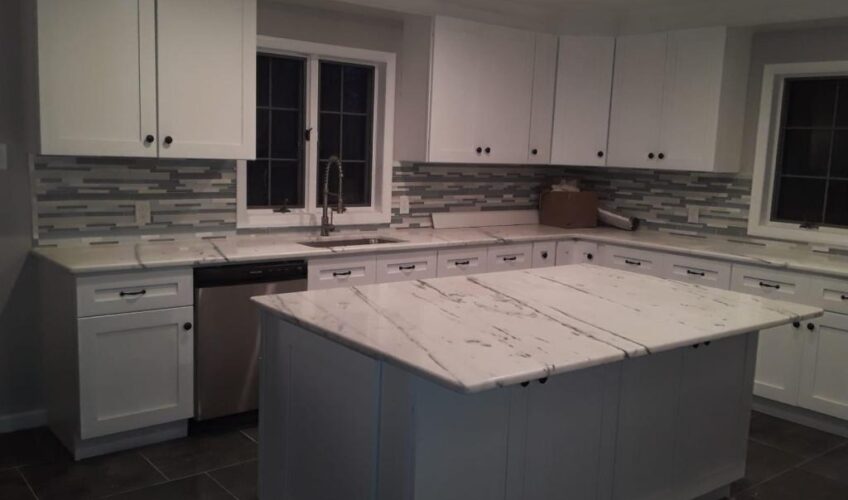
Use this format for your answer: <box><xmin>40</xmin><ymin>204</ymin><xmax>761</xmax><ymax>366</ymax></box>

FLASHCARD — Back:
<box><xmin>259</xmin><ymin>315</ymin><xmax>382</xmax><ymax>500</ymax></box>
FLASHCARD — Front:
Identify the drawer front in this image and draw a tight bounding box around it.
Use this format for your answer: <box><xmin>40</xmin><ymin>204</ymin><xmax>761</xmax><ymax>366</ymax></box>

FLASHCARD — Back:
<box><xmin>488</xmin><ymin>244</ymin><xmax>533</xmax><ymax>273</ymax></box>
<box><xmin>376</xmin><ymin>251</ymin><xmax>438</xmax><ymax>284</ymax></box>
<box><xmin>437</xmin><ymin>247</ymin><xmax>488</xmax><ymax>277</ymax></box>
<box><xmin>809</xmin><ymin>276</ymin><xmax>848</xmax><ymax>315</ymax></box>
<box><xmin>532</xmin><ymin>241</ymin><xmax>557</xmax><ymax>268</ymax></box>
<box><xmin>663</xmin><ymin>255</ymin><xmax>731</xmax><ymax>290</ymax></box>
<box><xmin>556</xmin><ymin>241</ymin><xmax>598</xmax><ymax>265</ymax></box>
<box><xmin>730</xmin><ymin>265</ymin><xmax>812</xmax><ymax>304</ymax></box>
<box><xmin>77</xmin><ymin>268</ymin><xmax>193</xmax><ymax>318</ymax></box>
<box><xmin>598</xmin><ymin>244</ymin><xmax>664</xmax><ymax>276</ymax></box>
<box><xmin>308</xmin><ymin>256</ymin><xmax>377</xmax><ymax>290</ymax></box>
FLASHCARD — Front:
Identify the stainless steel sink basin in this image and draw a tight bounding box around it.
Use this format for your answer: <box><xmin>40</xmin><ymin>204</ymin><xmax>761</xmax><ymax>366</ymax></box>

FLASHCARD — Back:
<box><xmin>299</xmin><ymin>237</ymin><xmax>405</xmax><ymax>248</ymax></box>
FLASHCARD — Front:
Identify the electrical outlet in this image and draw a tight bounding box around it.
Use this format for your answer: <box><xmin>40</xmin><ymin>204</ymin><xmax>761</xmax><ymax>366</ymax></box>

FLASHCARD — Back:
<box><xmin>687</xmin><ymin>206</ymin><xmax>700</xmax><ymax>224</ymax></box>
<box><xmin>0</xmin><ymin>143</ymin><xmax>7</xmax><ymax>171</ymax></box>
<box><xmin>400</xmin><ymin>195</ymin><xmax>410</xmax><ymax>215</ymax></box>
<box><xmin>135</xmin><ymin>201</ymin><xmax>151</xmax><ymax>226</ymax></box>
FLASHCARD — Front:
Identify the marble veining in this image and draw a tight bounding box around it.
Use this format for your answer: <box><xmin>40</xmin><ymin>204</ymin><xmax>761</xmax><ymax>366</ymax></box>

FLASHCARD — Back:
<box><xmin>253</xmin><ymin>265</ymin><xmax>821</xmax><ymax>393</ymax></box>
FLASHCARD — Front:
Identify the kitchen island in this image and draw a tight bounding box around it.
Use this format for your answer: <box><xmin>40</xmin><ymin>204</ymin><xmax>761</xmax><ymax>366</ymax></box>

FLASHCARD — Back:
<box><xmin>253</xmin><ymin>265</ymin><xmax>821</xmax><ymax>500</ymax></box>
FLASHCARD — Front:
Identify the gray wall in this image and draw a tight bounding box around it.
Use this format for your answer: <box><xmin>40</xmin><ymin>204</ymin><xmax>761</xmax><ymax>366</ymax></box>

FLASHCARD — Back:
<box><xmin>0</xmin><ymin>0</ymin><xmax>39</xmax><ymax>423</ymax></box>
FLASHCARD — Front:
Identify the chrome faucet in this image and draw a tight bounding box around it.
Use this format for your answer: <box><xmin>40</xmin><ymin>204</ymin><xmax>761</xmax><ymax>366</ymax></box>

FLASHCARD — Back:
<box><xmin>321</xmin><ymin>156</ymin><xmax>346</xmax><ymax>236</ymax></box>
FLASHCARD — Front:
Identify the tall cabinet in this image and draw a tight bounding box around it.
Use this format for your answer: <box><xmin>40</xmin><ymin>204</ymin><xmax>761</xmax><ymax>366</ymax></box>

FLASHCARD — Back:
<box><xmin>36</xmin><ymin>0</ymin><xmax>256</xmax><ymax>159</ymax></box>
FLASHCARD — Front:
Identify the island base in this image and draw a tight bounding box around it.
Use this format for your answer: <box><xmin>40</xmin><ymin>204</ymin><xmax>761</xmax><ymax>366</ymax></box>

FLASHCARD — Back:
<box><xmin>259</xmin><ymin>315</ymin><xmax>758</xmax><ymax>500</ymax></box>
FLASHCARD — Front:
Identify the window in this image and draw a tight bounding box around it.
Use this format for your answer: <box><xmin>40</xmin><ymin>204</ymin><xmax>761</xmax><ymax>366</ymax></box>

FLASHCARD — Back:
<box><xmin>749</xmin><ymin>62</ymin><xmax>848</xmax><ymax>246</ymax></box>
<box><xmin>237</xmin><ymin>37</ymin><xmax>395</xmax><ymax>228</ymax></box>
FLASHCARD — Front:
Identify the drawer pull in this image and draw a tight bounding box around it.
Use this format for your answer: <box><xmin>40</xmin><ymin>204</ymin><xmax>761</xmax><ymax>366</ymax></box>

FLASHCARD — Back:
<box><xmin>503</xmin><ymin>256</ymin><xmax>518</xmax><ymax>262</ymax></box>
<box><xmin>399</xmin><ymin>265</ymin><xmax>416</xmax><ymax>271</ymax></box>
<box><xmin>332</xmin><ymin>271</ymin><xmax>352</xmax><ymax>277</ymax></box>
<box><xmin>624</xmin><ymin>259</ymin><xmax>642</xmax><ymax>266</ymax></box>
<box><xmin>686</xmin><ymin>270</ymin><xmax>706</xmax><ymax>277</ymax></box>
<box><xmin>455</xmin><ymin>260</ymin><xmax>471</xmax><ymax>266</ymax></box>
<box><xmin>841</xmin><ymin>294</ymin><xmax>848</xmax><ymax>301</ymax></box>
<box><xmin>119</xmin><ymin>289</ymin><xmax>147</xmax><ymax>297</ymax></box>
<box><xmin>758</xmin><ymin>282</ymin><xmax>781</xmax><ymax>290</ymax></box>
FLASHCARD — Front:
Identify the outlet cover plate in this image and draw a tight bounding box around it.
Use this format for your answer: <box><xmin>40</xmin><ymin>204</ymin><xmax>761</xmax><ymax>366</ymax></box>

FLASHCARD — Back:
<box><xmin>687</xmin><ymin>206</ymin><xmax>700</xmax><ymax>224</ymax></box>
<box><xmin>135</xmin><ymin>201</ymin><xmax>151</xmax><ymax>226</ymax></box>
<box><xmin>400</xmin><ymin>195</ymin><xmax>410</xmax><ymax>215</ymax></box>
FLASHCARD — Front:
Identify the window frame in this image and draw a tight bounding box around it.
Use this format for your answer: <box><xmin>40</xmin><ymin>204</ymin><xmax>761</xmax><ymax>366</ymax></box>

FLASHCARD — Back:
<box><xmin>237</xmin><ymin>36</ymin><xmax>396</xmax><ymax>229</ymax></box>
<box><xmin>749</xmin><ymin>61</ymin><xmax>848</xmax><ymax>246</ymax></box>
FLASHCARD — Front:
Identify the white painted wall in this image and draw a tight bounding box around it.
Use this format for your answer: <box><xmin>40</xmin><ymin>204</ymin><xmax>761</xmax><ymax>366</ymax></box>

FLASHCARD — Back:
<box><xmin>0</xmin><ymin>0</ymin><xmax>40</xmax><ymax>429</ymax></box>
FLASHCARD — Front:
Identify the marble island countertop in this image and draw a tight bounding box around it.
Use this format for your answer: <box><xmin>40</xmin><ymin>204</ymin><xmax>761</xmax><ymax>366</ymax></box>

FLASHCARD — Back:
<box><xmin>253</xmin><ymin>264</ymin><xmax>822</xmax><ymax>393</ymax></box>
<box><xmin>32</xmin><ymin>224</ymin><xmax>848</xmax><ymax>280</ymax></box>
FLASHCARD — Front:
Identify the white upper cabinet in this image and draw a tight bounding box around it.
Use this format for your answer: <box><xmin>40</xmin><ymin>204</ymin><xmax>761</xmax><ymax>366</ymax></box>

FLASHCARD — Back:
<box><xmin>608</xmin><ymin>27</ymin><xmax>751</xmax><ymax>172</ymax></box>
<box><xmin>551</xmin><ymin>36</ymin><xmax>615</xmax><ymax>167</ymax></box>
<box><xmin>156</xmin><ymin>0</ymin><xmax>256</xmax><ymax>159</ymax></box>
<box><xmin>526</xmin><ymin>34</ymin><xmax>558</xmax><ymax>164</ymax></box>
<box><xmin>397</xmin><ymin>16</ymin><xmax>548</xmax><ymax>164</ymax></box>
<box><xmin>36</xmin><ymin>0</ymin><xmax>256</xmax><ymax>159</ymax></box>
<box><xmin>37</xmin><ymin>0</ymin><xmax>158</xmax><ymax>157</ymax></box>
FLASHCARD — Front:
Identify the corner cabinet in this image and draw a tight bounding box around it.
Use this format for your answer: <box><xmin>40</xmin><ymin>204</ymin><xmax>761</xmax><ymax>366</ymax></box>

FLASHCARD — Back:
<box><xmin>36</xmin><ymin>0</ymin><xmax>256</xmax><ymax>159</ymax></box>
<box><xmin>607</xmin><ymin>27</ymin><xmax>751</xmax><ymax>172</ymax></box>
<box><xmin>397</xmin><ymin>16</ymin><xmax>555</xmax><ymax>164</ymax></box>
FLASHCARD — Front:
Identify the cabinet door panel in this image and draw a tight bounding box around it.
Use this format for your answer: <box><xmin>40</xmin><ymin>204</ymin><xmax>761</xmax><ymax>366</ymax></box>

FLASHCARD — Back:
<box><xmin>156</xmin><ymin>0</ymin><xmax>256</xmax><ymax>159</ymax></box>
<box><xmin>552</xmin><ymin>36</ymin><xmax>615</xmax><ymax>166</ymax></box>
<box><xmin>527</xmin><ymin>34</ymin><xmax>558</xmax><ymax>164</ymax></box>
<box><xmin>477</xmin><ymin>23</ymin><xmax>536</xmax><ymax>164</ymax></box>
<box><xmin>37</xmin><ymin>0</ymin><xmax>158</xmax><ymax>157</ymax></box>
<box><xmin>658</xmin><ymin>28</ymin><xmax>725</xmax><ymax>171</ymax></box>
<box><xmin>608</xmin><ymin>33</ymin><xmax>667</xmax><ymax>169</ymax></box>
<box><xmin>799</xmin><ymin>313</ymin><xmax>848</xmax><ymax>419</ymax></box>
<box><xmin>753</xmin><ymin>323</ymin><xmax>804</xmax><ymax>404</ymax></box>
<box><xmin>78</xmin><ymin>307</ymin><xmax>194</xmax><ymax>439</ymax></box>
<box><xmin>429</xmin><ymin>17</ymin><xmax>486</xmax><ymax>163</ymax></box>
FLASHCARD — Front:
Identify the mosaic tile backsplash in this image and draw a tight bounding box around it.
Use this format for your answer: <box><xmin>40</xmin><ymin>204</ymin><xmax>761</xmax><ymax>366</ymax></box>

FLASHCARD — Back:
<box><xmin>32</xmin><ymin>156</ymin><xmax>754</xmax><ymax>246</ymax></box>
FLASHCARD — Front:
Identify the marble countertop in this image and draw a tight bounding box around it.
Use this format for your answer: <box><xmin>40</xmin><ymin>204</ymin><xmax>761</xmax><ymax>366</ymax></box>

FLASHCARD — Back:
<box><xmin>253</xmin><ymin>264</ymin><xmax>822</xmax><ymax>393</ymax></box>
<box><xmin>32</xmin><ymin>224</ymin><xmax>848</xmax><ymax>280</ymax></box>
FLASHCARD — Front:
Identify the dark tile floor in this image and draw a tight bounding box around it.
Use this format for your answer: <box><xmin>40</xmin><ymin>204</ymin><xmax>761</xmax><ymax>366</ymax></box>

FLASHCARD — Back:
<box><xmin>1</xmin><ymin>410</ymin><xmax>846</xmax><ymax>499</ymax></box>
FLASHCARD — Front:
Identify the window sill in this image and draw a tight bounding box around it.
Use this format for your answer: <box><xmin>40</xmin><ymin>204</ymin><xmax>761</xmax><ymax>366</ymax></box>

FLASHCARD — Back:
<box><xmin>747</xmin><ymin>220</ymin><xmax>848</xmax><ymax>248</ymax></box>
<box><xmin>236</xmin><ymin>208</ymin><xmax>391</xmax><ymax>229</ymax></box>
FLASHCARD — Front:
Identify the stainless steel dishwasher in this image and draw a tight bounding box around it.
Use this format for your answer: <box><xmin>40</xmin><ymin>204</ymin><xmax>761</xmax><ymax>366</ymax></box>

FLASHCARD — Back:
<box><xmin>194</xmin><ymin>260</ymin><xmax>307</xmax><ymax>420</ymax></box>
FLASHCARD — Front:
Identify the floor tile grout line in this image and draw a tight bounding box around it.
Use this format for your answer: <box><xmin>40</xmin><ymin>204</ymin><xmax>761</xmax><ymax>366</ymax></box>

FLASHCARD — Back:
<box><xmin>200</xmin><ymin>457</ymin><xmax>259</xmax><ymax>476</ymax></box>
<box><xmin>240</xmin><ymin>429</ymin><xmax>258</xmax><ymax>444</ymax></box>
<box><xmin>138</xmin><ymin>451</ymin><xmax>170</xmax><ymax>482</ymax></box>
<box><xmin>736</xmin><ymin>438</ymin><xmax>848</xmax><ymax>494</ymax></box>
<box><xmin>15</xmin><ymin>467</ymin><xmax>40</xmax><ymax>500</ymax></box>
<box><xmin>205</xmin><ymin>471</ymin><xmax>240</xmax><ymax>500</ymax></box>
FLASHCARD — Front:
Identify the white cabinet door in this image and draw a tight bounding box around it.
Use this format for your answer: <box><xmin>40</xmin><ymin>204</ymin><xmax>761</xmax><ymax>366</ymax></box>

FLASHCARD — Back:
<box><xmin>488</xmin><ymin>244</ymin><xmax>533</xmax><ymax>273</ymax></box>
<box><xmin>662</xmin><ymin>254</ymin><xmax>731</xmax><ymax>289</ymax></box>
<box><xmin>754</xmin><ymin>323</ymin><xmax>805</xmax><ymax>405</ymax></box>
<box><xmin>376</xmin><ymin>251</ymin><xmax>438</xmax><ymax>284</ymax></box>
<box><xmin>78</xmin><ymin>307</ymin><xmax>194</xmax><ymax>439</ymax></box>
<box><xmin>436</xmin><ymin>247</ymin><xmax>488</xmax><ymax>277</ymax></box>
<box><xmin>308</xmin><ymin>256</ymin><xmax>377</xmax><ymax>290</ymax></box>
<box><xmin>527</xmin><ymin>34</ymin><xmax>558</xmax><ymax>164</ymax></box>
<box><xmin>799</xmin><ymin>313</ymin><xmax>848</xmax><ymax>419</ymax></box>
<box><xmin>657</xmin><ymin>28</ymin><xmax>725</xmax><ymax>171</ymax></box>
<box><xmin>532</xmin><ymin>241</ymin><xmax>557</xmax><ymax>268</ymax></box>
<box><xmin>156</xmin><ymin>0</ymin><xmax>256</xmax><ymax>159</ymax></box>
<box><xmin>37</xmin><ymin>0</ymin><xmax>158</xmax><ymax>157</ymax></box>
<box><xmin>551</xmin><ymin>36</ymin><xmax>615</xmax><ymax>167</ymax></box>
<box><xmin>607</xmin><ymin>33</ymin><xmax>667</xmax><ymax>169</ymax></box>
<box><xmin>477</xmin><ymin>23</ymin><xmax>536</xmax><ymax>164</ymax></box>
<box><xmin>598</xmin><ymin>244</ymin><xmax>665</xmax><ymax>277</ymax></box>
<box><xmin>809</xmin><ymin>276</ymin><xmax>848</xmax><ymax>315</ymax></box>
<box><xmin>428</xmin><ymin>17</ymin><xmax>487</xmax><ymax>163</ymax></box>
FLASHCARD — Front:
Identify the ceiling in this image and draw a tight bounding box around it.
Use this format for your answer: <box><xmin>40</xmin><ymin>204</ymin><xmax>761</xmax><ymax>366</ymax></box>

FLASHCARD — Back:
<box><xmin>277</xmin><ymin>0</ymin><xmax>848</xmax><ymax>35</ymax></box>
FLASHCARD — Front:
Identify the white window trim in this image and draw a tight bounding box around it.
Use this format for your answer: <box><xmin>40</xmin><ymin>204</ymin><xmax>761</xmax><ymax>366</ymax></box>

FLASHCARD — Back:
<box><xmin>237</xmin><ymin>36</ymin><xmax>396</xmax><ymax>229</ymax></box>
<box><xmin>749</xmin><ymin>61</ymin><xmax>848</xmax><ymax>246</ymax></box>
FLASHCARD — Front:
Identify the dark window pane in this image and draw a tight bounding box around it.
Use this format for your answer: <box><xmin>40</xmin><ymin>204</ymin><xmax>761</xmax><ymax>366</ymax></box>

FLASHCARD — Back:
<box><xmin>342</xmin><ymin>114</ymin><xmax>369</xmax><ymax>161</ymax></box>
<box><xmin>257</xmin><ymin>55</ymin><xmax>270</xmax><ymax>107</ymax></box>
<box><xmin>320</xmin><ymin>63</ymin><xmax>341</xmax><ymax>112</ymax></box>
<box><xmin>256</xmin><ymin>108</ymin><xmax>269</xmax><ymax>159</ymax></box>
<box><xmin>319</xmin><ymin>113</ymin><xmax>341</xmax><ymax>160</ymax></box>
<box><xmin>269</xmin><ymin>161</ymin><xmax>302</xmax><ymax>208</ymax></box>
<box><xmin>318</xmin><ymin>161</ymin><xmax>370</xmax><ymax>206</ymax></box>
<box><xmin>773</xmin><ymin>177</ymin><xmax>826</xmax><ymax>224</ymax></box>
<box><xmin>342</xmin><ymin>65</ymin><xmax>373</xmax><ymax>113</ymax></box>
<box><xmin>270</xmin><ymin>110</ymin><xmax>300</xmax><ymax>159</ymax></box>
<box><xmin>784</xmin><ymin>79</ymin><xmax>837</xmax><ymax>128</ymax></box>
<box><xmin>270</xmin><ymin>56</ymin><xmax>304</xmax><ymax>109</ymax></box>
<box><xmin>831</xmin><ymin>130</ymin><xmax>848</xmax><ymax>178</ymax></box>
<box><xmin>825</xmin><ymin>180</ymin><xmax>848</xmax><ymax>227</ymax></box>
<box><xmin>779</xmin><ymin>129</ymin><xmax>831</xmax><ymax>176</ymax></box>
<box><xmin>246</xmin><ymin>160</ymin><xmax>269</xmax><ymax>208</ymax></box>
<box><xmin>836</xmin><ymin>81</ymin><xmax>848</xmax><ymax>127</ymax></box>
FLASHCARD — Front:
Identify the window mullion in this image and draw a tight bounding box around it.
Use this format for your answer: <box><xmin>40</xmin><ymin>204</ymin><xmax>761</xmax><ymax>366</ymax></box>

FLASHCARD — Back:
<box><xmin>305</xmin><ymin>55</ymin><xmax>321</xmax><ymax>213</ymax></box>
<box><xmin>822</xmin><ymin>83</ymin><xmax>840</xmax><ymax>223</ymax></box>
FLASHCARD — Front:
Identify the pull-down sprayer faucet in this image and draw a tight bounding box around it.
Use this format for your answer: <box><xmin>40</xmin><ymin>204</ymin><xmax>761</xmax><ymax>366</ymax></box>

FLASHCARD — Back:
<box><xmin>321</xmin><ymin>155</ymin><xmax>345</xmax><ymax>236</ymax></box>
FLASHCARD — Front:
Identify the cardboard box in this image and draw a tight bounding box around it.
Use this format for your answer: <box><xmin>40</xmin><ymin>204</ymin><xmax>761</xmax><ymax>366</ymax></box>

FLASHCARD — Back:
<box><xmin>539</xmin><ymin>191</ymin><xmax>598</xmax><ymax>229</ymax></box>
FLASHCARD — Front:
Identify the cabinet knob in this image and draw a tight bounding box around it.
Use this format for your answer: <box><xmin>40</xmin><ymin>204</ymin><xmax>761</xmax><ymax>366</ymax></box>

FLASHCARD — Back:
<box><xmin>538</xmin><ymin>377</ymin><xmax>548</xmax><ymax>384</ymax></box>
<box><xmin>144</xmin><ymin>134</ymin><xmax>155</xmax><ymax>145</ymax></box>
<box><xmin>484</xmin><ymin>147</ymin><xmax>491</xmax><ymax>154</ymax></box>
<box><xmin>658</xmin><ymin>153</ymin><xmax>665</xmax><ymax>160</ymax></box>
<box><xmin>520</xmin><ymin>381</ymin><xmax>530</xmax><ymax>388</ymax></box>
<box><xmin>586</xmin><ymin>253</ymin><xmax>594</xmax><ymax>261</ymax></box>
<box><xmin>531</xmin><ymin>148</ymin><xmax>538</xmax><ymax>155</ymax></box>
<box><xmin>476</xmin><ymin>146</ymin><xmax>483</xmax><ymax>154</ymax></box>
<box><xmin>807</xmin><ymin>323</ymin><xmax>815</xmax><ymax>331</ymax></box>
<box><xmin>183</xmin><ymin>322</ymin><xmax>192</xmax><ymax>331</ymax></box>
<box><xmin>648</xmin><ymin>153</ymin><xmax>655</xmax><ymax>159</ymax></box>
<box><xmin>541</xmin><ymin>251</ymin><xmax>549</xmax><ymax>259</ymax></box>
<box><xmin>164</xmin><ymin>136</ymin><xmax>174</xmax><ymax>145</ymax></box>
<box><xmin>692</xmin><ymin>343</ymin><xmax>700</xmax><ymax>349</ymax></box>
<box><xmin>793</xmin><ymin>321</ymin><xmax>801</xmax><ymax>328</ymax></box>
<box><xmin>597</xmin><ymin>151</ymin><xmax>604</xmax><ymax>158</ymax></box>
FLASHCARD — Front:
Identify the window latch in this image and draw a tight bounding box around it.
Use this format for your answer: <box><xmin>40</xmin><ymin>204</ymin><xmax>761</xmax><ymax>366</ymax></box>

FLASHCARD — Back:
<box><xmin>799</xmin><ymin>222</ymin><xmax>819</xmax><ymax>230</ymax></box>
<box><xmin>304</xmin><ymin>127</ymin><xmax>313</xmax><ymax>141</ymax></box>
<box><xmin>274</xmin><ymin>199</ymin><xmax>291</xmax><ymax>214</ymax></box>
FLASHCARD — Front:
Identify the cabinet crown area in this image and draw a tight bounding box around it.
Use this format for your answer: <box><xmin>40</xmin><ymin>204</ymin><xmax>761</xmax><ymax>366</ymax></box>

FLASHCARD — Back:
<box><xmin>396</xmin><ymin>17</ymin><xmax>751</xmax><ymax>173</ymax></box>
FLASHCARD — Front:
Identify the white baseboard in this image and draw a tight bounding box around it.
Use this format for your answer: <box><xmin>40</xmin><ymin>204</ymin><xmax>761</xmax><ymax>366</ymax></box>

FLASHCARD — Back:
<box><xmin>0</xmin><ymin>408</ymin><xmax>47</xmax><ymax>433</ymax></box>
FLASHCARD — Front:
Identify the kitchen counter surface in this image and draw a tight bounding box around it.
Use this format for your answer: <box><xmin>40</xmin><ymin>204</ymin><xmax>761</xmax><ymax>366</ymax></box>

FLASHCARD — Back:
<box><xmin>253</xmin><ymin>264</ymin><xmax>821</xmax><ymax>393</ymax></box>
<box><xmin>32</xmin><ymin>224</ymin><xmax>848</xmax><ymax>280</ymax></box>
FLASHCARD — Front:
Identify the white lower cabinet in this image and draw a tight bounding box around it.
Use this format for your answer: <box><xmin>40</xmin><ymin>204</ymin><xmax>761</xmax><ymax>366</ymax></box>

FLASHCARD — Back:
<box><xmin>598</xmin><ymin>244</ymin><xmax>665</xmax><ymax>276</ymax></box>
<box><xmin>663</xmin><ymin>254</ymin><xmax>731</xmax><ymax>289</ymax></box>
<box><xmin>78</xmin><ymin>306</ymin><xmax>194</xmax><ymax>439</ymax></box>
<box><xmin>308</xmin><ymin>255</ymin><xmax>377</xmax><ymax>290</ymax></box>
<box><xmin>555</xmin><ymin>240</ymin><xmax>598</xmax><ymax>265</ymax></box>
<box><xmin>798</xmin><ymin>312</ymin><xmax>848</xmax><ymax>420</ymax></box>
<box><xmin>436</xmin><ymin>247</ymin><xmax>489</xmax><ymax>277</ymax></box>
<box><xmin>487</xmin><ymin>244</ymin><xmax>533</xmax><ymax>273</ymax></box>
<box><xmin>376</xmin><ymin>251</ymin><xmax>437</xmax><ymax>283</ymax></box>
<box><xmin>751</xmin><ymin>322</ymin><xmax>805</xmax><ymax>405</ymax></box>
<box><xmin>531</xmin><ymin>241</ymin><xmax>557</xmax><ymax>268</ymax></box>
